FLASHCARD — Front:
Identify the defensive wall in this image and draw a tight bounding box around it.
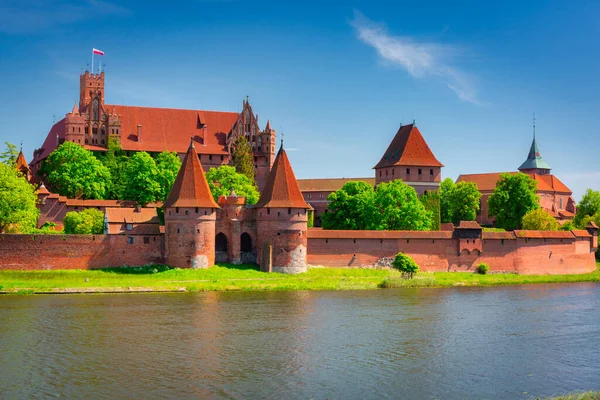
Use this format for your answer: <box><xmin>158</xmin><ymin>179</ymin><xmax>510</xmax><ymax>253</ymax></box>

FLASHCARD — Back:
<box><xmin>0</xmin><ymin>234</ymin><xmax>163</xmax><ymax>270</ymax></box>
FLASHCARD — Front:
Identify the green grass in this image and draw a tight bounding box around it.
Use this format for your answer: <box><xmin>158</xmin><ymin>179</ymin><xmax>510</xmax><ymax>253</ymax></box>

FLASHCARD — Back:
<box><xmin>541</xmin><ymin>392</ymin><xmax>600</xmax><ymax>400</ymax></box>
<box><xmin>0</xmin><ymin>263</ymin><xmax>599</xmax><ymax>294</ymax></box>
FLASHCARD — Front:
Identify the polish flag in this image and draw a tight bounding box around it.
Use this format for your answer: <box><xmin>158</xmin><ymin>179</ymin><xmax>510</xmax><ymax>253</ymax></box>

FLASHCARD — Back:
<box><xmin>93</xmin><ymin>48</ymin><xmax>104</xmax><ymax>56</ymax></box>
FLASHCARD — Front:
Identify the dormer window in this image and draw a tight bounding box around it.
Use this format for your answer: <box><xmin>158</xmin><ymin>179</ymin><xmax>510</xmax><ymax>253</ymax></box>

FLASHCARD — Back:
<box><xmin>126</xmin><ymin>223</ymin><xmax>133</xmax><ymax>231</ymax></box>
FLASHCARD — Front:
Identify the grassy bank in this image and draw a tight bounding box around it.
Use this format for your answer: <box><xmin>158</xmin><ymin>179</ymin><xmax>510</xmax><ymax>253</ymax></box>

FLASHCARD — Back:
<box><xmin>542</xmin><ymin>392</ymin><xmax>600</xmax><ymax>400</ymax></box>
<box><xmin>0</xmin><ymin>263</ymin><xmax>599</xmax><ymax>294</ymax></box>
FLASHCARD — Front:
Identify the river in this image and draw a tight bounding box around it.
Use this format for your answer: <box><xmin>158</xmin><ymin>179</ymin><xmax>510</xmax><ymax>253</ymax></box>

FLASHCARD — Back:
<box><xmin>1</xmin><ymin>284</ymin><xmax>599</xmax><ymax>399</ymax></box>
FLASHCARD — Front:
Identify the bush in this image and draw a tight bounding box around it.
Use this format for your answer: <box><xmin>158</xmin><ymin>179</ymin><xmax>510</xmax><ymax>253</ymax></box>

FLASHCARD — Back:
<box><xmin>391</xmin><ymin>252</ymin><xmax>419</xmax><ymax>279</ymax></box>
<box><xmin>63</xmin><ymin>208</ymin><xmax>104</xmax><ymax>234</ymax></box>
<box><xmin>476</xmin><ymin>263</ymin><xmax>489</xmax><ymax>275</ymax></box>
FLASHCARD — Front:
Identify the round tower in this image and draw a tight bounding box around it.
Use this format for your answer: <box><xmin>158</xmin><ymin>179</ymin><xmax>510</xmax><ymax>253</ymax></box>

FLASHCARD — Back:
<box><xmin>164</xmin><ymin>139</ymin><xmax>219</xmax><ymax>269</ymax></box>
<box><xmin>255</xmin><ymin>143</ymin><xmax>311</xmax><ymax>274</ymax></box>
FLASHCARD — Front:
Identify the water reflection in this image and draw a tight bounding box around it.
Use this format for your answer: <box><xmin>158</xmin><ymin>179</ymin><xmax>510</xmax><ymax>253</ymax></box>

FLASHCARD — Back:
<box><xmin>0</xmin><ymin>284</ymin><xmax>599</xmax><ymax>399</ymax></box>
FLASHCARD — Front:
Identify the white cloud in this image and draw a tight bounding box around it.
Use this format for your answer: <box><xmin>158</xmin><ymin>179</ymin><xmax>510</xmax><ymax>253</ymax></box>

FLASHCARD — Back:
<box><xmin>351</xmin><ymin>11</ymin><xmax>478</xmax><ymax>104</ymax></box>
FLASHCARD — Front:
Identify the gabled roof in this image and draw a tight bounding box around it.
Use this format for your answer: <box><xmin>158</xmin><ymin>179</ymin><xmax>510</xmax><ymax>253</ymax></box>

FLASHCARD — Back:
<box><xmin>455</xmin><ymin>221</ymin><xmax>482</xmax><ymax>230</ymax></box>
<box><xmin>256</xmin><ymin>146</ymin><xmax>310</xmax><ymax>209</ymax></box>
<box><xmin>518</xmin><ymin>137</ymin><xmax>551</xmax><ymax>171</ymax></box>
<box><xmin>15</xmin><ymin>150</ymin><xmax>30</xmax><ymax>173</ymax></box>
<box><xmin>456</xmin><ymin>171</ymin><xmax>572</xmax><ymax>194</ymax></box>
<box><xmin>297</xmin><ymin>177</ymin><xmax>376</xmax><ymax>192</ymax></box>
<box><xmin>374</xmin><ymin>124</ymin><xmax>443</xmax><ymax>169</ymax></box>
<box><xmin>105</xmin><ymin>207</ymin><xmax>160</xmax><ymax>224</ymax></box>
<box><xmin>164</xmin><ymin>139</ymin><xmax>219</xmax><ymax>209</ymax></box>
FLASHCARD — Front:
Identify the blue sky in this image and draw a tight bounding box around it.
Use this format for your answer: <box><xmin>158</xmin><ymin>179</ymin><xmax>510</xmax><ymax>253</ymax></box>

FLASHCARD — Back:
<box><xmin>0</xmin><ymin>0</ymin><xmax>598</xmax><ymax>200</ymax></box>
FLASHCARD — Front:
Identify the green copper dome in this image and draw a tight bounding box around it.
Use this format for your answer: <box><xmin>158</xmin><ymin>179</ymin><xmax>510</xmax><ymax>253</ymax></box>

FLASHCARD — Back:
<box><xmin>518</xmin><ymin>137</ymin><xmax>551</xmax><ymax>171</ymax></box>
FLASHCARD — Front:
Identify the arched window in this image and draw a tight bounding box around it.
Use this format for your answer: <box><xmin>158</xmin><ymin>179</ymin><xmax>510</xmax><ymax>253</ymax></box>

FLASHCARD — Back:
<box><xmin>92</xmin><ymin>98</ymin><xmax>99</xmax><ymax>121</ymax></box>
<box><xmin>240</xmin><ymin>233</ymin><xmax>252</xmax><ymax>252</ymax></box>
<box><xmin>216</xmin><ymin>233</ymin><xmax>228</xmax><ymax>252</ymax></box>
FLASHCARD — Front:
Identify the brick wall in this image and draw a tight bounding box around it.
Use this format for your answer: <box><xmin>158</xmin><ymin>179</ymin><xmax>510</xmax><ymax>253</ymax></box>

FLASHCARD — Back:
<box><xmin>0</xmin><ymin>234</ymin><xmax>164</xmax><ymax>270</ymax></box>
<box><xmin>307</xmin><ymin>229</ymin><xmax>597</xmax><ymax>275</ymax></box>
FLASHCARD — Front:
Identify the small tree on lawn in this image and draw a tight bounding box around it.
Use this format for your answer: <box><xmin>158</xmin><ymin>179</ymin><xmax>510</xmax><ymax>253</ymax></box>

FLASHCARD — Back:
<box><xmin>392</xmin><ymin>252</ymin><xmax>419</xmax><ymax>279</ymax></box>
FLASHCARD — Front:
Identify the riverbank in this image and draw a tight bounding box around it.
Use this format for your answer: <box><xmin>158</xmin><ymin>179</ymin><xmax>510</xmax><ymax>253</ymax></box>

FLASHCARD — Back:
<box><xmin>0</xmin><ymin>263</ymin><xmax>599</xmax><ymax>294</ymax></box>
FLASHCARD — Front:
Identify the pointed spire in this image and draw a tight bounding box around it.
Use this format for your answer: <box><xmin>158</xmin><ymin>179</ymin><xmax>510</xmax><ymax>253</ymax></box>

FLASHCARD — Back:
<box><xmin>265</xmin><ymin>120</ymin><xmax>271</xmax><ymax>131</ymax></box>
<box><xmin>15</xmin><ymin>149</ymin><xmax>28</xmax><ymax>170</ymax></box>
<box><xmin>256</xmin><ymin>146</ymin><xmax>310</xmax><ymax>209</ymax></box>
<box><xmin>518</xmin><ymin>117</ymin><xmax>551</xmax><ymax>172</ymax></box>
<box><xmin>70</xmin><ymin>103</ymin><xmax>79</xmax><ymax>115</ymax></box>
<box><xmin>164</xmin><ymin>138</ymin><xmax>219</xmax><ymax>208</ymax></box>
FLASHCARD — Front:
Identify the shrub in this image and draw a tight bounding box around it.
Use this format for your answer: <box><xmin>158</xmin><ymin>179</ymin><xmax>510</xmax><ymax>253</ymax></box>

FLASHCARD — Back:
<box><xmin>63</xmin><ymin>208</ymin><xmax>104</xmax><ymax>234</ymax></box>
<box><xmin>476</xmin><ymin>263</ymin><xmax>489</xmax><ymax>275</ymax></box>
<box><xmin>391</xmin><ymin>252</ymin><xmax>419</xmax><ymax>279</ymax></box>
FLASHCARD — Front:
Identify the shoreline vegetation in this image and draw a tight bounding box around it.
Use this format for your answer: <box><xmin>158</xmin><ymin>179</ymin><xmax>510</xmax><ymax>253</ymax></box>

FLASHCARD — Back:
<box><xmin>0</xmin><ymin>263</ymin><xmax>599</xmax><ymax>294</ymax></box>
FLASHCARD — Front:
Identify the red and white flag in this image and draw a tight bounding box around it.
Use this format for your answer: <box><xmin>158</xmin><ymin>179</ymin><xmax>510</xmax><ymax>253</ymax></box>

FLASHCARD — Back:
<box><xmin>93</xmin><ymin>48</ymin><xmax>104</xmax><ymax>56</ymax></box>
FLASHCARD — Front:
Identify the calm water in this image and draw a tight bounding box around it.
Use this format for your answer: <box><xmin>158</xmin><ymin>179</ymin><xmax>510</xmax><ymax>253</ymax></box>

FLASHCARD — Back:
<box><xmin>1</xmin><ymin>284</ymin><xmax>600</xmax><ymax>399</ymax></box>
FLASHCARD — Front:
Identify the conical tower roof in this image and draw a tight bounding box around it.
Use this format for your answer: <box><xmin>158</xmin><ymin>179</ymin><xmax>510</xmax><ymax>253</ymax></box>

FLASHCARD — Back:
<box><xmin>374</xmin><ymin>124</ymin><xmax>443</xmax><ymax>168</ymax></box>
<box><xmin>15</xmin><ymin>150</ymin><xmax>28</xmax><ymax>170</ymax></box>
<box><xmin>518</xmin><ymin>136</ymin><xmax>551</xmax><ymax>171</ymax></box>
<box><xmin>164</xmin><ymin>139</ymin><xmax>219</xmax><ymax>208</ymax></box>
<box><xmin>256</xmin><ymin>145</ymin><xmax>310</xmax><ymax>209</ymax></box>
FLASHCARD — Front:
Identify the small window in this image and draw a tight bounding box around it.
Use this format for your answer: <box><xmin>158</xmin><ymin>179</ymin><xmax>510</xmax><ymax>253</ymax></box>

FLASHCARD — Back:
<box><xmin>221</xmin><ymin>155</ymin><xmax>224</xmax><ymax>161</ymax></box>
<box><xmin>430</xmin><ymin>169</ymin><xmax>434</xmax><ymax>176</ymax></box>
<box><xmin>559</xmin><ymin>198</ymin><xmax>563</xmax><ymax>210</ymax></box>
<box><xmin>209</xmin><ymin>155</ymin><xmax>213</xmax><ymax>161</ymax></box>
<box><xmin>185</xmin><ymin>210</ymin><xmax>189</xmax><ymax>215</ymax></box>
<box><xmin>418</xmin><ymin>169</ymin><xmax>422</xmax><ymax>175</ymax></box>
<box><xmin>126</xmin><ymin>223</ymin><xmax>133</xmax><ymax>231</ymax></box>
<box><xmin>127</xmin><ymin>237</ymin><xmax>134</xmax><ymax>244</ymax></box>
<box><xmin>177</xmin><ymin>228</ymin><xmax>180</xmax><ymax>233</ymax></box>
<box><xmin>176</xmin><ymin>207</ymin><xmax>179</xmax><ymax>214</ymax></box>
<box><xmin>195</xmin><ymin>207</ymin><xmax>198</xmax><ymax>213</ymax></box>
<box><xmin>267</xmin><ymin>209</ymin><xmax>271</xmax><ymax>215</ymax></box>
<box><xmin>392</xmin><ymin>169</ymin><xmax>395</xmax><ymax>176</ymax></box>
<box><xmin>406</xmin><ymin>168</ymin><xmax>410</xmax><ymax>175</ymax></box>
<box><xmin>143</xmin><ymin>237</ymin><xmax>150</xmax><ymax>244</ymax></box>
<box><xmin>288</xmin><ymin>208</ymin><xmax>291</xmax><ymax>214</ymax></box>
<box><xmin>379</xmin><ymin>171</ymin><xmax>382</xmax><ymax>177</ymax></box>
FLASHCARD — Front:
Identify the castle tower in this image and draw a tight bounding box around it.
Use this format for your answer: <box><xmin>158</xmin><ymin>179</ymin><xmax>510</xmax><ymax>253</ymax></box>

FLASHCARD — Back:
<box><xmin>79</xmin><ymin>71</ymin><xmax>105</xmax><ymax>111</ymax></box>
<box><xmin>64</xmin><ymin>104</ymin><xmax>86</xmax><ymax>145</ymax></box>
<box><xmin>518</xmin><ymin>135</ymin><xmax>551</xmax><ymax>175</ymax></box>
<box><xmin>255</xmin><ymin>142</ymin><xmax>311</xmax><ymax>274</ymax></box>
<box><xmin>164</xmin><ymin>138</ymin><xmax>220</xmax><ymax>269</ymax></box>
<box><xmin>15</xmin><ymin>148</ymin><xmax>33</xmax><ymax>182</ymax></box>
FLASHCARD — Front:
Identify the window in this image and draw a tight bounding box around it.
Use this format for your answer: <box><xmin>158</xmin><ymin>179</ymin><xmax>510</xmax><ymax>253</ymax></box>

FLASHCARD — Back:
<box><xmin>143</xmin><ymin>237</ymin><xmax>150</xmax><ymax>244</ymax></box>
<box><xmin>221</xmin><ymin>155</ymin><xmax>224</xmax><ymax>161</ymax></box>
<box><xmin>559</xmin><ymin>198</ymin><xmax>563</xmax><ymax>210</ymax></box>
<box><xmin>392</xmin><ymin>169</ymin><xmax>395</xmax><ymax>176</ymax></box>
<box><xmin>406</xmin><ymin>168</ymin><xmax>410</xmax><ymax>175</ymax></box>
<box><xmin>127</xmin><ymin>237</ymin><xmax>134</xmax><ymax>244</ymax></box>
<box><xmin>418</xmin><ymin>169</ymin><xmax>422</xmax><ymax>175</ymax></box>
<box><xmin>176</xmin><ymin>207</ymin><xmax>179</xmax><ymax>214</ymax></box>
<box><xmin>195</xmin><ymin>207</ymin><xmax>198</xmax><ymax>213</ymax></box>
<box><xmin>379</xmin><ymin>171</ymin><xmax>382</xmax><ymax>177</ymax></box>
<box><xmin>126</xmin><ymin>223</ymin><xmax>133</xmax><ymax>231</ymax></box>
<box><xmin>386</xmin><ymin>170</ymin><xmax>388</xmax><ymax>176</ymax></box>
<box><xmin>209</xmin><ymin>155</ymin><xmax>213</xmax><ymax>161</ymax></box>
<box><xmin>288</xmin><ymin>208</ymin><xmax>291</xmax><ymax>214</ymax></box>
<box><xmin>430</xmin><ymin>169</ymin><xmax>433</xmax><ymax>176</ymax></box>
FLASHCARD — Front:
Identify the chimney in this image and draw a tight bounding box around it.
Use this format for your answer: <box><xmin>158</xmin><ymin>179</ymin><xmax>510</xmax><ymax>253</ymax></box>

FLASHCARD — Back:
<box><xmin>137</xmin><ymin>124</ymin><xmax>142</xmax><ymax>142</ymax></box>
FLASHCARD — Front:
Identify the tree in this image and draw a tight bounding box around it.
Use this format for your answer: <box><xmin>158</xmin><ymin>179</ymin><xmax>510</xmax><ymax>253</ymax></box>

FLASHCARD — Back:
<box><xmin>488</xmin><ymin>173</ymin><xmax>539</xmax><ymax>230</ymax></box>
<box><xmin>439</xmin><ymin>178</ymin><xmax>455</xmax><ymax>224</ymax></box>
<box><xmin>205</xmin><ymin>165</ymin><xmax>260</xmax><ymax>204</ymax></box>
<box><xmin>231</xmin><ymin>135</ymin><xmax>255</xmax><ymax>184</ymax></box>
<box><xmin>0</xmin><ymin>142</ymin><xmax>19</xmax><ymax>166</ymax></box>
<box><xmin>392</xmin><ymin>252</ymin><xmax>419</xmax><ymax>279</ymax></box>
<box><xmin>447</xmin><ymin>181</ymin><xmax>481</xmax><ymax>224</ymax></box>
<box><xmin>574</xmin><ymin>189</ymin><xmax>600</xmax><ymax>228</ymax></box>
<box><xmin>155</xmin><ymin>151</ymin><xmax>182</xmax><ymax>201</ymax></box>
<box><xmin>521</xmin><ymin>208</ymin><xmax>559</xmax><ymax>231</ymax></box>
<box><xmin>122</xmin><ymin>152</ymin><xmax>162</xmax><ymax>205</ymax></box>
<box><xmin>321</xmin><ymin>180</ymin><xmax>378</xmax><ymax>230</ymax></box>
<box><xmin>63</xmin><ymin>208</ymin><xmax>104</xmax><ymax>234</ymax></box>
<box><xmin>0</xmin><ymin>163</ymin><xmax>39</xmax><ymax>233</ymax></box>
<box><xmin>419</xmin><ymin>190</ymin><xmax>441</xmax><ymax>230</ymax></box>
<box><xmin>45</xmin><ymin>142</ymin><xmax>112</xmax><ymax>199</ymax></box>
<box><xmin>374</xmin><ymin>180</ymin><xmax>432</xmax><ymax>231</ymax></box>
<box><xmin>98</xmin><ymin>136</ymin><xmax>128</xmax><ymax>199</ymax></box>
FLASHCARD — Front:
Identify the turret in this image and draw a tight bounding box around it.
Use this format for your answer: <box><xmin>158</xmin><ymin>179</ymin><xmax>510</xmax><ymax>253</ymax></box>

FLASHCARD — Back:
<box><xmin>255</xmin><ymin>142</ymin><xmax>311</xmax><ymax>274</ymax></box>
<box><xmin>518</xmin><ymin>122</ymin><xmax>551</xmax><ymax>175</ymax></box>
<box><xmin>164</xmin><ymin>138</ymin><xmax>220</xmax><ymax>269</ymax></box>
<box><xmin>64</xmin><ymin>104</ymin><xmax>86</xmax><ymax>145</ymax></box>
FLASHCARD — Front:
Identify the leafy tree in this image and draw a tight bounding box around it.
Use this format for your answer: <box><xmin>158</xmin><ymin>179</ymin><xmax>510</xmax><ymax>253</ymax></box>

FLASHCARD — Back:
<box><xmin>447</xmin><ymin>181</ymin><xmax>481</xmax><ymax>224</ymax></box>
<box><xmin>439</xmin><ymin>178</ymin><xmax>455</xmax><ymax>224</ymax></box>
<box><xmin>45</xmin><ymin>142</ymin><xmax>112</xmax><ymax>199</ymax></box>
<box><xmin>392</xmin><ymin>252</ymin><xmax>419</xmax><ymax>279</ymax></box>
<box><xmin>488</xmin><ymin>173</ymin><xmax>539</xmax><ymax>230</ymax></box>
<box><xmin>559</xmin><ymin>221</ymin><xmax>575</xmax><ymax>231</ymax></box>
<box><xmin>0</xmin><ymin>163</ymin><xmax>39</xmax><ymax>233</ymax></box>
<box><xmin>99</xmin><ymin>137</ymin><xmax>128</xmax><ymax>199</ymax></box>
<box><xmin>374</xmin><ymin>180</ymin><xmax>432</xmax><ymax>231</ymax></box>
<box><xmin>521</xmin><ymin>208</ymin><xmax>559</xmax><ymax>231</ymax></box>
<box><xmin>307</xmin><ymin>209</ymin><xmax>314</xmax><ymax>228</ymax></box>
<box><xmin>419</xmin><ymin>190</ymin><xmax>440</xmax><ymax>230</ymax></box>
<box><xmin>155</xmin><ymin>151</ymin><xmax>182</xmax><ymax>200</ymax></box>
<box><xmin>232</xmin><ymin>135</ymin><xmax>255</xmax><ymax>184</ymax></box>
<box><xmin>0</xmin><ymin>142</ymin><xmax>19</xmax><ymax>166</ymax></box>
<box><xmin>205</xmin><ymin>165</ymin><xmax>260</xmax><ymax>204</ymax></box>
<box><xmin>321</xmin><ymin>180</ymin><xmax>378</xmax><ymax>230</ymax></box>
<box><xmin>574</xmin><ymin>189</ymin><xmax>600</xmax><ymax>228</ymax></box>
<box><xmin>63</xmin><ymin>208</ymin><xmax>104</xmax><ymax>234</ymax></box>
<box><xmin>122</xmin><ymin>152</ymin><xmax>162</xmax><ymax>205</ymax></box>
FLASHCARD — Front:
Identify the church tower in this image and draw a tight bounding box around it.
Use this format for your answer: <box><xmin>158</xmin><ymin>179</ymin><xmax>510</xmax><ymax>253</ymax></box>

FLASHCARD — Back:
<box><xmin>518</xmin><ymin>135</ymin><xmax>551</xmax><ymax>175</ymax></box>
<box><xmin>164</xmin><ymin>138</ymin><xmax>220</xmax><ymax>269</ymax></box>
<box><xmin>255</xmin><ymin>142</ymin><xmax>311</xmax><ymax>274</ymax></box>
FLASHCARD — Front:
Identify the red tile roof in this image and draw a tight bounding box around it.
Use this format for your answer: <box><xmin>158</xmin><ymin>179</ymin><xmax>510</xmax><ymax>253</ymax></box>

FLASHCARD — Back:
<box><xmin>16</xmin><ymin>150</ymin><xmax>30</xmax><ymax>173</ymax></box>
<box><xmin>105</xmin><ymin>207</ymin><xmax>160</xmax><ymax>224</ymax></box>
<box><xmin>457</xmin><ymin>172</ymin><xmax>572</xmax><ymax>195</ymax></box>
<box><xmin>482</xmin><ymin>231</ymin><xmax>516</xmax><ymax>240</ymax></box>
<box><xmin>297</xmin><ymin>177</ymin><xmax>376</xmax><ymax>192</ymax></box>
<box><xmin>256</xmin><ymin>147</ymin><xmax>310</xmax><ymax>209</ymax></box>
<box><xmin>164</xmin><ymin>140</ymin><xmax>219</xmax><ymax>209</ymax></box>
<box><xmin>514</xmin><ymin>230</ymin><xmax>574</xmax><ymax>239</ymax></box>
<box><xmin>571</xmin><ymin>230</ymin><xmax>592</xmax><ymax>238</ymax></box>
<box><xmin>308</xmin><ymin>229</ymin><xmax>453</xmax><ymax>239</ymax></box>
<box><xmin>586</xmin><ymin>221</ymin><xmax>598</xmax><ymax>229</ymax></box>
<box><xmin>31</xmin><ymin>119</ymin><xmax>65</xmax><ymax>165</ymax></box>
<box><xmin>374</xmin><ymin>124</ymin><xmax>443</xmax><ymax>169</ymax></box>
<box><xmin>456</xmin><ymin>221</ymin><xmax>482</xmax><ymax>229</ymax></box>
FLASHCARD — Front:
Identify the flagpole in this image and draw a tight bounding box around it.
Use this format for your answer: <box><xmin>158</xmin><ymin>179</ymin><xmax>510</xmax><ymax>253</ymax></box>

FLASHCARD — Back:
<box><xmin>92</xmin><ymin>49</ymin><xmax>94</xmax><ymax>74</ymax></box>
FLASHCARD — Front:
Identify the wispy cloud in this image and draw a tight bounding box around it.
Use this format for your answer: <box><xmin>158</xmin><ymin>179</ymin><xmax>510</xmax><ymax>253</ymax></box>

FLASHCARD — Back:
<box><xmin>351</xmin><ymin>11</ymin><xmax>479</xmax><ymax>104</ymax></box>
<box><xmin>0</xmin><ymin>0</ymin><xmax>130</xmax><ymax>34</ymax></box>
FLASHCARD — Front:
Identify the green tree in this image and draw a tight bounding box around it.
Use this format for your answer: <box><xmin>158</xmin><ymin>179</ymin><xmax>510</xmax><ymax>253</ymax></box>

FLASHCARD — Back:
<box><xmin>448</xmin><ymin>181</ymin><xmax>481</xmax><ymax>224</ymax></box>
<box><xmin>439</xmin><ymin>178</ymin><xmax>455</xmax><ymax>224</ymax></box>
<box><xmin>0</xmin><ymin>163</ymin><xmax>39</xmax><ymax>233</ymax></box>
<box><xmin>63</xmin><ymin>208</ymin><xmax>104</xmax><ymax>234</ymax></box>
<box><xmin>155</xmin><ymin>151</ymin><xmax>182</xmax><ymax>201</ymax></box>
<box><xmin>321</xmin><ymin>180</ymin><xmax>378</xmax><ymax>230</ymax></box>
<box><xmin>122</xmin><ymin>152</ymin><xmax>162</xmax><ymax>205</ymax></box>
<box><xmin>419</xmin><ymin>190</ymin><xmax>441</xmax><ymax>230</ymax></box>
<box><xmin>488</xmin><ymin>173</ymin><xmax>539</xmax><ymax>230</ymax></box>
<box><xmin>205</xmin><ymin>165</ymin><xmax>260</xmax><ymax>204</ymax></box>
<box><xmin>392</xmin><ymin>252</ymin><xmax>419</xmax><ymax>279</ymax></box>
<box><xmin>232</xmin><ymin>135</ymin><xmax>255</xmax><ymax>184</ymax></box>
<box><xmin>45</xmin><ymin>142</ymin><xmax>112</xmax><ymax>199</ymax></box>
<box><xmin>374</xmin><ymin>180</ymin><xmax>432</xmax><ymax>231</ymax></box>
<box><xmin>521</xmin><ymin>208</ymin><xmax>559</xmax><ymax>231</ymax></box>
<box><xmin>0</xmin><ymin>142</ymin><xmax>19</xmax><ymax>166</ymax></box>
<box><xmin>99</xmin><ymin>137</ymin><xmax>128</xmax><ymax>199</ymax></box>
<box><xmin>573</xmin><ymin>189</ymin><xmax>600</xmax><ymax>228</ymax></box>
